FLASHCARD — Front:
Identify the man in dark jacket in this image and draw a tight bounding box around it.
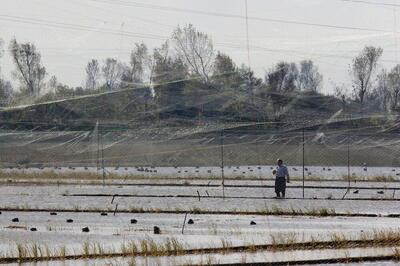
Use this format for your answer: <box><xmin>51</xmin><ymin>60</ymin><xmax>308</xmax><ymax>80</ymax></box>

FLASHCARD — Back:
<box><xmin>273</xmin><ymin>159</ymin><xmax>290</xmax><ymax>198</ymax></box>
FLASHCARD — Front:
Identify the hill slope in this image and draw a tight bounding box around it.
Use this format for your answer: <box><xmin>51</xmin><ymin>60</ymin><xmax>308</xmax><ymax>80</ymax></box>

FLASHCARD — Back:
<box><xmin>0</xmin><ymin>81</ymin><xmax>379</xmax><ymax>130</ymax></box>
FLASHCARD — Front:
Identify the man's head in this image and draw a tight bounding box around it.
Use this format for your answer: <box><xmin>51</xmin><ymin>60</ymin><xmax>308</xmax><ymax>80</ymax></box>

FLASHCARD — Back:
<box><xmin>277</xmin><ymin>159</ymin><xmax>283</xmax><ymax>166</ymax></box>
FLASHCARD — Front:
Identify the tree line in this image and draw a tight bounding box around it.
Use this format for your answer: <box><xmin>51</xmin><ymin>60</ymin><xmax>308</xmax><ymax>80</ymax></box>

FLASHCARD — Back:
<box><xmin>0</xmin><ymin>24</ymin><xmax>398</xmax><ymax>115</ymax></box>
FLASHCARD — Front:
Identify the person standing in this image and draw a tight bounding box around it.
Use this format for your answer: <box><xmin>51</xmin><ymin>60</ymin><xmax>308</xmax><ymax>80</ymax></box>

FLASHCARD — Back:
<box><xmin>273</xmin><ymin>159</ymin><xmax>290</xmax><ymax>198</ymax></box>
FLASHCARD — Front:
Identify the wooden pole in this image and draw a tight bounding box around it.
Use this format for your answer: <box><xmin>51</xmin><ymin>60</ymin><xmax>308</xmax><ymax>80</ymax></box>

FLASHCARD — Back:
<box><xmin>196</xmin><ymin>190</ymin><xmax>201</xmax><ymax>201</ymax></box>
<box><xmin>181</xmin><ymin>213</ymin><xmax>188</xmax><ymax>234</ymax></box>
<box><xmin>113</xmin><ymin>203</ymin><xmax>118</xmax><ymax>216</ymax></box>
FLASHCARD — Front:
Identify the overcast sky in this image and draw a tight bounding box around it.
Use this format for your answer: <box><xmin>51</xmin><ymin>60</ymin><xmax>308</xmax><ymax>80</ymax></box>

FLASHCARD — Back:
<box><xmin>1</xmin><ymin>0</ymin><xmax>400</xmax><ymax>94</ymax></box>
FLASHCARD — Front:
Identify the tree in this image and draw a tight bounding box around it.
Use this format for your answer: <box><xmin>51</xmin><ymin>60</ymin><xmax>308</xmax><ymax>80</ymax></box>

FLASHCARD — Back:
<box><xmin>371</xmin><ymin>70</ymin><xmax>391</xmax><ymax>112</ymax></box>
<box><xmin>388</xmin><ymin>65</ymin><xmax>400</xmax><ymax>110</ymax></box>
<box><xmin>266</xmin><ymin>61</ymin><xmax>299</xmax><ymax>93</ymax></box>
<box><xmin>152</xmin><ymin>41</ymin><xmax>187</xmax><ymax>84</ymax></box>
<box><xmin>55</xmin><ymin>83</ymin><xmax>75</xmax><ymax>98</ymax></box>
<box><xmin>333</xmin><ymin>83</ymin><xmax>348</xmax><ymax>109</ymax></box>
<box><xmin>212</xmin><ymin>52</ymin><xmax>241</xmax><ymax>88</ymax></box>
<box><xmin>172</xmin><ymin>24</ymin><xmax>214</xmax><ymax>83</ymax></box>
<box><xmin>102</xmin><ymin>58</ymin><xmax>126</xmax><ymax>91</ymax></box>
<box><xmin>152</xmin><ymin>41</ymin><xmax>187</xmax><ymax>111</ymax></box>
<box><xmin>0</xmin><ymin>38</ymin><xmax>3</xmax><ymax>73</ymax></box>
<box><xmin>48</xmin><ymin>75</ymin><xmax>58</xmax><ymax>94</ymax></box>
<box><xmin>298</xmin><ymin>60</ymin><xmax>323</xmax><ymax>92</ymax></box>
<box><xmin>238</xmin><ymin>65</ymin><xmax>262</xmax><ymax>95</ymax></box>
<box><xmin>350</xmin><ymin>46</ymin><xmax>383</xmax><ymax>105</ymax></box>
<box><xmin>0</xmin><ymin>39</ymin><xmax>13</xmax><ymax>106</ymax></box>
<box><xmin>129</xmin><ymin>42</ymin><xmax>150</xmax><ymax>84</ymax></box>
<box><xmin>9</xmin><ymin>38</ymin><xmax>46</xmax><ymax>96</ymax></box>
<box><xmin>74</xmin><ymin>86</ymin><xmax>85</xmax><ymax>96</ymax></box>
<box><xmin>0</xmin><ymin>79</ymin><xmax>13</xmax><ymax>106</ymax></box>
<box><xmin>85</xmin><ymin>59</ymin><xmax>100</xmax><ymax>91</ymax></box>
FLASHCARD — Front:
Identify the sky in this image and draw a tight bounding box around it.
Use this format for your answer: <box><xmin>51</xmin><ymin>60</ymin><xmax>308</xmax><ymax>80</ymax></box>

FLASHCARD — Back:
<box><xmin>1</xmin><ymin>0</ymin><xmax>400</xmax><ymax>94</ymax></box>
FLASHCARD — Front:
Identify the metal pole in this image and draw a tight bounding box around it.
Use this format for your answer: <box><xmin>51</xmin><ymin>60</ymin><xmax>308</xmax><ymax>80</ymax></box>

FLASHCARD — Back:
<box><xmin>245</xmin><ymin>0</ymin><xmax>251</xmax><ymax>68</ymax></box>
<box><xmin>347</xmin><ymin>131</ymin><xmax>350</xmax><ymax>189</ymax></box>
<box><xmin>101</xmin><ymin>126</ymin><xmax>105</xmax><ymax>187</ymax></box>
<box><xmin>221</xmin><ymin>129</ymin><xmax>225</xmax><ymax>199</ymax></box>
<box><xmin>96</xmin><ymin>121</ymin><xmax>100</xmax><ymax>175</ymax></box>
<box><xmin>302</xmin><ymin>128</ymin><xmax>305</xmax><ymax>199</ymax></box>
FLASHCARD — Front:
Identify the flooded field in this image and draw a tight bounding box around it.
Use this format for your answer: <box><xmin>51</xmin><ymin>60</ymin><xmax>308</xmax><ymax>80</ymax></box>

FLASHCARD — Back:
<box><xmin>1</xmin><ymin>177</ymin><xmax>400</xmax><ymax>265</ymax></box>
<box><xmin>2</xmin><ymin>165</ymin><xmax>400</xmax><ymax>181</ymax></box>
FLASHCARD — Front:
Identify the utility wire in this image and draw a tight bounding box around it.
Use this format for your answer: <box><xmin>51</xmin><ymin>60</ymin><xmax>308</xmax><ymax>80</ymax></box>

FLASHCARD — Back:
<box><xmin>341</xmin><ymin>0</ymin><xmax>400</xmax><ymax>8</ymax></box>
<box><xmin>0</xmin><ymin>14</ymin><xmax>169</xmax><ymax>40</ymax></box>
<box><xmin>91</xmin><ymin>0</ymin><xmax>393</xmax><ymax>33</ymax></box>
<box><xmin>1</xmin><ymin>15</ymin><xmax>398</xmax><ymax>65</ymax></box>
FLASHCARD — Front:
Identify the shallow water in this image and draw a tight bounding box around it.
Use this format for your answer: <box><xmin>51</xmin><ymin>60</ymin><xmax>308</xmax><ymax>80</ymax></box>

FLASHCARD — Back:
<box><xmin>2</xmin><ymin>165</ymin><xmax>400</xmax><ymax>180</ymax></box>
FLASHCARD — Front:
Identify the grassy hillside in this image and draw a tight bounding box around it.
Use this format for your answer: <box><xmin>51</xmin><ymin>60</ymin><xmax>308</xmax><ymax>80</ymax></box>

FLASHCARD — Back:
<box><xmin>0</xmin><ymin>81</ymin><xmax>353</xmax><ymax>131</ymax></box>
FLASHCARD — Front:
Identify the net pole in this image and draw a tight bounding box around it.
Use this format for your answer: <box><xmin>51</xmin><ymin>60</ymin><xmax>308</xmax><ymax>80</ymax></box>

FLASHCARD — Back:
<box><xmin>221</xmin><ymin>128</ymin><xmax>225</xmax><ymax>199</ymax></box>
<box><xmin>302</xmin><ymin>128</ymin><xmax>305</xmax><ymax>199</ymax></box>
<box><xmin>101</xmin><ymin>125</ymin><xmax>105</xmax><ymax>187</ymax></box>
<box><xmin>96</xmin><ymin>121</ymin><xmax>100</xmax><ymax>176</ymax></box>
<box><xmin>256</xmin><ymin>137</ymin><xmax>261</xmax><ymax>179</ymax></box>
<box><xmin>347</xmin><ymin>131</ymin><xmax>350</xmax><ymax>189</ymax></box>
<box><xmin>245</xmin><ymin>0</ymin><xmax>251</xmax><ymax>68</ymax></box>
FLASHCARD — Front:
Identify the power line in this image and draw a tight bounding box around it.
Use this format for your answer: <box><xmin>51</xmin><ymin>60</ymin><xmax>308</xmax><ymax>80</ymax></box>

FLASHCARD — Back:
<box><xmin>2</xmin><ymin>9</ymin><xmax>399</xmax><ymax>84</ymax></box>
<box><xmin>218</xmin><ymin>42</ymin><xmax>400</xmax><ymax>64</ymax></box>
<box><xmin>69</xmin><ymin>0</ymin><xmax>175</xmax><ymax>30</ymax></box>
<box><xmin>341</xmin><ymin>0</ymin><xmax>400</xmax><ymax>8</ymax></box>
<box><xmin>1</xmin><ymin>11</ymin><xmax>397</xmax><ymax>64</ymax></box>
<box><xmin>0</xmin><ymin>14</ymin><xmax>169</xmax><ymax>41</ymax></box>
<box><xmin>0</xmin><ymin>14</ymin><xmax>373</xmax><ymax>64</ymax></box>
<box><xmin>91</xmin><ymin>0</ymin><xmax>393</xmax><ymax>33</ymax></box>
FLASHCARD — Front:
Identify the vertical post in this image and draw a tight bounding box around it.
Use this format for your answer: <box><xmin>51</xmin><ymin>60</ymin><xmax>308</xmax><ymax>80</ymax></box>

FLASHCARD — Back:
<box><xmin>96</xmin><ymin>121</ymin><xmax>100</xmax><ymax>175</ymax></box>
<box><xmin>347</xmin><ymin>131</ymin><xmax>350</xmax><ymax>189</ymax></box>
<box><xmin>256</xmin><ymin>139</ymin><xmax>261</xmax><ymax>179</ymax></box>
<box><xmin>221</xmin><ymin>128</ymin><xmax>225</xmax><ymax>199</ymax></box>
<box><xmin>302</xmin><ymin>128</ymin><xmax>305</xmax><ymax>199</ymax></box>
<box><xmin>113</xmin><ymin>203</ymin><xmax>118</xmax><ymax>216</ymax></box>
<box><xmin>245</xmin><ymin>0</ymin><xmax>251</xmax><ymax>68</ymax></box>
<box><xmin>101</xmin><ymin>126</ymin><xmax>105</xmax><ymax>187</ymax></box>
<box><xmin>181</xmin><ymin>213</ymin><xmax>188</xmax><ymax>234</ymax></box>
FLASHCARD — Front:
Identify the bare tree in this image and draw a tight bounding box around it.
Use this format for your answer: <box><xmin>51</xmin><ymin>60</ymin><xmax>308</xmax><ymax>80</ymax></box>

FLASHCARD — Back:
<box><xmin>85</xmin><ymin>59</ymin><xmax>100</xmax><ymax>91</ymax></box>
<box><xmin>372</xmin><ymin>70</ymin><xmax>390</xmax><ymax>111</ymax></box>
<box><xmin>388</xmin><ymin>65</ymin><xmax>400</xmax><ymax>110</ymax></box>
<box><xmin>9</xmin><ymin>38</ymin><xmax>46</xmax><ymax>96</ymax></box>
<box><xmin>0</xmin><ymin>38</ymin><xmax>3</xmax><ymax>74</ymax></box>
<box><xmin>298</xmin><ymin>60</ymin><xmax>323</xmax><ymax>92</ymax></box>
<box><xmin>47</xmin><ymin>75</ymin><xmax>58</xmax><ymax>94</ymax></box>
<box><xmin>0</xmin><ymin>39</ymin><xmax>14</xmax><ymax>106</ymax></box>
<box><xmin>0</xmin><ymin>79</ymin><xmax>13</xmax><ymax>106</ymax></box>
<box><xmin>102</xmin><ymin>58</ymin><xmax>125</xmax><ymax>91</ymax></box>
<box><xmin>129</xmin><ymin>42</ymin><xmax>150</xmax><ymax>84</ymax></box>
<box><xmin>350</xmin><ymin>46</ymin><xmax>383</xmax><ymax>105</ymax></box>
<box><xmin>333</xmin><ymin>83</ymin><xmax>349</xmax><ymax>109</ymax></box>
<box><xmin>172</xmin><ymin>24</ymin><xmax>214</xmax><ymax>83</ymax></box>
